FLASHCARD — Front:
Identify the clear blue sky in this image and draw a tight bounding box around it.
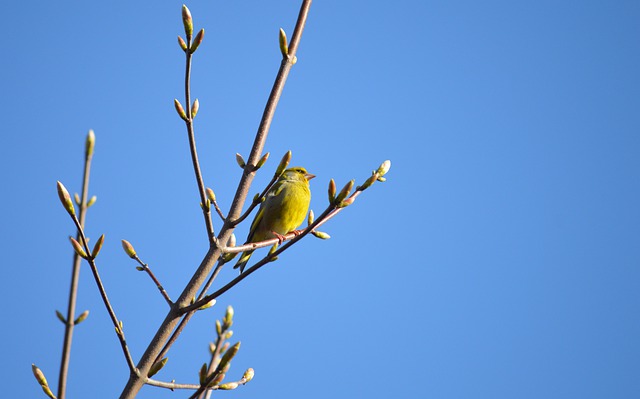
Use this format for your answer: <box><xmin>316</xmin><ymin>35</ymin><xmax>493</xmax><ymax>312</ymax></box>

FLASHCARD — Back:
<box><xmin>2</xmin><ymin>1</ymin><xmax>639</xmax><ymax>398</ymax></box>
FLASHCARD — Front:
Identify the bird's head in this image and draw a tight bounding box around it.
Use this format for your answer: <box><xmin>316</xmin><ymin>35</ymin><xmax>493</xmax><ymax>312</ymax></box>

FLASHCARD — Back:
<box><xmin>282</xmin><ymin>167</ymin><xmax>315</xmax><ymax>183</ymax></box>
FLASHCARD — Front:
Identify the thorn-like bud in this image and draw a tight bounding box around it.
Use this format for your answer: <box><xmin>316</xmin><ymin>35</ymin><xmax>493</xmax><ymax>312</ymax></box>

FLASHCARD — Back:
<box><xmin>198</xmin><ymin>298</ymin><xmax>216</xmax><ymax>310</ymax></box>
<box><xmin>87</xmin><ymin>195</ymin><xmax>97</xmax><ymax>207</ymax></box>
<box><xmin>31</xmin><ymin>364</ymin><xmax>48</xmax><ymax>387</ymax></box>
<box><xmin>215</xmin><ymin>319</ymin><xmax>222</xmax><ymax>336</ymax></box>
<box><xmin>307</xmin><ymin>209</ymin><xmax>314</xmax><ymax>225</ymax></box>
<box><xmin>178</xmin><ymin>35</ymin><xmax>188</xmax><ymax>51</ymax></box>
<box><xmin>377</xmin><ymin>160</ymin><xmax>391</xmax><ymax>176</ymax></box>
<box><xmin>219</xmin><ymin>382</ymin><xmax>238</xmax><ymax>390</ymax></box>
<box><xmin>235</xmin><ymin>153</ymin><xmax>246</xmax><ymax>169</ymax></box>
<box><xmin>338</xmin><ymin>197</ymin><xmax>355</xmax><ymax>208</ymax></box>
<box><xmin>312</xmin><ymin>231</ymin><xmax>331</xmax><ymax>239</ymax></box>
<box><xmin>74</xmin><ymin>193</ymin><xmax>81</xmax><ymax>206</ymax></box>
<box><xmin>85</xmin><ymin>129</ymin><xmax>95</xmax><ymax>159</ymax></box>
<box><xmin>57</xmin><ymin>181</ymin><xmax>76</xmax><ymax>216</ymax></box>
<box><xmin>70</xmin><ymin>237</ymin><xmax>88</xmax><ymax>259</ymax></box>
<box><xmin>206</xmin><ymin>187</ymin><xmax>216</xmax><ymax>202</ymax></box>
<box><xmin>74</xmin><ymin>310</ymin><xmax>90</xmax><ymax>325</ymax></box>
<box><xmin>56</xmin><ymin>310</ymin><xmax>66</xmax><ymax>324</ymax></box>
<box><xmin>191</xmin><ymin>99</ymin><xmax>200</xmax><ymax>119</ymax></box>
<box><xmin>182</xmin><ymin>5</ymin><xmax>193</xmax><ymax>36</ymax></box>
<box><xmin>190</xmin><ymin>28</ymin><xmax>204</xmax><ymax>53</ymax></box>
<box><xmin>174</xmin><ymin>99</ymin><xmax>187</xmax><ymax>121</ymax></box>
<box><xmin>242</xmin><ymin>368</ymin><xmax>255</xmax><ymax>382</ymax></box>
<box><xmin>199</xmin><ymin>362</ymin><xmax>208</xmax><ymax>385</ymax></box>
<box><xmin>279</xmin><ymin>28</ymin><xmax>289</xmax><ymax>57</ymax></box>
<box><xmin>335</xmin><ymin>179</ymin><xmax>354</xmax><ymax>205</ymax></box>
<box><xmin>275</xmin><ymin>150</ymin><xmax>292</xmax><ymax>176</ymax></box>
<box><xmin>328</xmin><ymin>179</ymin><xmax>336</xmax><ymax>203</ymax></box>
<box><xmin>223</xmin><ymin>305</ymin><xmax>234</xmax><ymax>328</ymax></box>
<box><xmin>148</xmin><ymin>357</ymin><xmax>168</xmax><ymax>378</ymax></box>
<box><xmin>256</xmin><ymin>152</ymin><xmax>270</xmax><ymax>169</ymax></box>
<box><xmin>92</xmin><ymin>234</ymin><xmax>105</xmax><ymax>258</ymax></box>
<box><xmin>136</xmin><ymin>266</ymin><xmax>144</xmax><ymax>271</ymax></box>
<box><xmin>121</xmin><ymin>240</ymin><xmax>137</xmax><ymax>258</ymax></box>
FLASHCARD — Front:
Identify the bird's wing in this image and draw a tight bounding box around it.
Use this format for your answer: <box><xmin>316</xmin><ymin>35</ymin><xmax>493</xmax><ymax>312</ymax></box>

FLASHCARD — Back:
<box><xmin>245</xmin><ymin>205</ymin><xmax>264</xmax><ymax>244</ymax></box>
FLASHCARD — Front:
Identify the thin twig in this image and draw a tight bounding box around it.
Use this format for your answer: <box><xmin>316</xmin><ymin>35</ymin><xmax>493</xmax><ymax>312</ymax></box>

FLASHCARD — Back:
<box><xmin>71</xmin><ymin>217</ymin><xmax>137</xmax><ymax>372</ymax></box>
<box><xmin>211</xmin><ymin>197</ymin><xmax>226</xmax><ymax>221</ymax></box>
<box><xmin>197</xmin><ymin>327</ymin><xmax>227</xmax><ymax>399</ymax></box>
<box><xmin>57</xmin><ymin>139</ymin><xmax>93</xmax><ymax>399</ymax></box>
<box><xmin>231</xmin><ymin>173</ymin><xmax>279</xmax><ymax>226</ymax></box>
<box><xmin>120</xmin><ymin>3</ymin><xmax>313</xmax><ymax>397</ymax></box>
<box><xmin>133</xmin><ymin>255</ymin><xmax>173</xmax><ymax>306</ymax></box>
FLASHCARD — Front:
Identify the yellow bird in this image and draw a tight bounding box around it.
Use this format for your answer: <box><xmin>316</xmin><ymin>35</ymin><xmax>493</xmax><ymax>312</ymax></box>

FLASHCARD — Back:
<box><xmin>234</xmin><ymin>167</ymin><xmax>315</xmax><ymax>273</ymax></box>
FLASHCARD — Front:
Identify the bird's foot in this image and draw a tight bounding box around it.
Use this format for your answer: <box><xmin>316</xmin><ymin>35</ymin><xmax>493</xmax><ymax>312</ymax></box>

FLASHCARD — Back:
<box><xmin>272</xmin><ymin>231</ymin><xmax>287</xmax><ymax>244</ymax></box>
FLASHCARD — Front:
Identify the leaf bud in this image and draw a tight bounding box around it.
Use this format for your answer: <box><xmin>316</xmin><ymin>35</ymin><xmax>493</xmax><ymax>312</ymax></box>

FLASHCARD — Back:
<box><xmin>85</xmin><ymin>129</ymin><xmax>95</xmax><ymax>159</ymax></box>
<box><xmin>148</xmin><ymin>357</ymin><xmax>168</xmax><ymax>378</ymax></box>
<box><xmin>215</xmin><ymin>319</ymin><xmax>222</xmax><ymax>336</ymax></box>
<box><xmin>87</xmin><ymin>195</ymin><xmax>97</xmax><ymax>207</ymax></box>
<box><xmin>57</xmin><ymin>181</ymin><xmax>76</xmax><ymax>216</ymax></box>
<box><xmin>312</xmin><ymin>231</ymin><xmax>331</xmax><ymax>240</ymax></box>
<box><xmin>74</xmin><ymin>310</ymin><xmax>90</xmax><ymax>325</ymax></box>
<box><xmin>256</xmin><ymin>152</ymin><xmax>270</xmax><ymax>169</ymax></box>
<box><xmin>199</xmin><ymin>362</ymin><xmax>208</xmax><ymax>385</ymax></box>
<box><xmin>328</xmin><ymin>179</ymin><xmax>336</xmax><ymax>203</ymax></box>
<box><xmin>218</xmin><ymin>342</ymin><xmax>241</xmax><ymax>371</ymax></box>
<box><xmin>70</xmin><ymin>237</ymin><xmax>88</xmax><ymax>259</ymax></box>
<box><xmin>182</xmin><ymin>5</ymin><xmax>193</xmax><ymax>36</ymax></box>
<box><xmin>334</xmin><ymin>179</ymin><xmax>355</xmax><ymax>205</ymax></box>
<box><xmin>223</xmin><ymin>305</ymin><xmax>234</xmax><ymax>327</ymax></box>
<box><xmin>219</xmin><ymin>382</ymin><xmax>238</xmax><ymax>390</ymax></box>
<box><xmin>56</xmin><ymin>310</ymin><xmax>66</xmax><ymax>324</ymax></box>
<box><xmin>31</xmin><ymin>364</ymin><xmax>48</xmax><ymax>387</ymax></box>
<box><xmin>209</xmin><ymin>372</ymin><xmax>225</xmax><ymax>386</ymax></box>
<box><xmin>279</xmin><ymin>28</ymin><xmax>288</xmax><ymax>57</ymax></box>
<box><xmin>191</xmin><ymin>98</ymin><xmax>199</xmax><ymax>119</ymax></box>
<box><xmin>307</xmin><ymin>209</ymin><xmax>314</xmax><ymax>225</ymax></box>
<box><xmin>360</xmin><ymin>173</ymin><xmax>378</xmax><ymax>190</ymax></box>
<box><xmin>190</xmin><ymin>28</ymin><xmax>204</xmax><ymax>53</ymax></box>
<box><xmin>338</xmin><ymin>197</ymin><xmax>355</xmax><ymax>208</ymax></box>
<box><xmin>121</xmin><ymin>240</ymin><xmax>137</xmax><ymax>258</ymax></box>
<box><xmin>174</xmin><ymin>99</ymin><xmax>187</xmax><ymax>121</ymax></box>
<box><xmin>136</xmin><ymin>266</ymin><xmax>144</xmax><ymax>271</ymax></box>
<box><xmin>235</xmin><ymin>153</ymin><xmax>246</xmax><ymax>169</ymax></box>
<box><xmin>92</xmin><ymin>234</ymin><xmax>105</xmax><ymax>258</ymax></box>
<box><xmin>206</xmin><ymin>187</ymin><xmax>216</xmax><ymax>202</ymax></box>
<box><xmin>377</xmin><ymin>160</ymin><xmax>391</xmax><ymax>176</ymax></box>
<box><xmin>178</xmin><ymin>35</ymin><xmax>187</xmax><ymax>51</ymax></box>
<box><xmin>74</xmin><ymin>193</ymin><xmax>81</xmax><ymax>206</ymax></box>
<box><xmin>275</xmin><ymin>150</ymin><xmax>292</xmax><ymax>177</ymax></box>
<box><xmin>242</xmin><ymin>368</ymin><xmax>255</xmax><ymax>382</ymax></box>
<box><xmin>198</xmin><ymin>299</ymin><xmax>216</xmax><ymax>310</ymax></box>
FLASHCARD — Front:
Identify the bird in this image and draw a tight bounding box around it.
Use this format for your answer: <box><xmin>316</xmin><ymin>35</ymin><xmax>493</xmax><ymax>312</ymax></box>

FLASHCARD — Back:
<box><xmin>234</xmin><ymin>166</ymin><xmax>315</xmax><ymax>273</ymax></box>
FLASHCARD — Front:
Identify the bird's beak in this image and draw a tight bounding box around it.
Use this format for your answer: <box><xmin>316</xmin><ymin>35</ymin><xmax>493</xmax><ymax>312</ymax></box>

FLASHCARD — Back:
<box><xmin>305</xmin><ymin>173</ymin><xmax>316</xmax><ymax>181</ymax></box>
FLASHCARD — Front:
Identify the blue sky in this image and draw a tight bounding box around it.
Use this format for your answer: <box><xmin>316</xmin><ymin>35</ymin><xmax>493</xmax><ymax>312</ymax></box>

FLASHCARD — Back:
<box><xmin>2</xmin><ymin>1</ymin><xmax>639</xmax><ymax>398</ymax></box>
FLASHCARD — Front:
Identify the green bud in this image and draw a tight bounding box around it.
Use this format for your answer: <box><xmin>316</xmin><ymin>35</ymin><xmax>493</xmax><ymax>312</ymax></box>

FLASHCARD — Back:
<box><xmin>31</xmin><ymin>364</ymin><xmax>48</xmax><ymax>387</ymax></box>
<box><xmin>225</xmin><ymin>330</ymin><xmax>234</xmax><ymax>339</ymax></box>
<box><xmin>206</xmin><ymin>187</ymin><xmax>216</xmax><ymax>202</ymax></box>
<box><xmin>174</xmin><ymin>99</ymin><xmax>187</xmax><ymax>121</ymax></box>
<box><xmin>209</xmin><ymin>342</ymin><xmax>216</xmax><ymax>354</ymax></box>
<box><xmin>215</xmin><ymin>319</ymin><xmax>222</xmax><ymax>336</ymax></box>
<box><xmin>74</xmin><ymin>193</ymin><xmax>81</xmax><ymax>206</ymax></box>
<box><xmin>257</xmin><ymin>152</ymin><xmax>270</xmax><ymax>169</ymax></box>
<box><xmin>121</xmin><ymin>240</ymin><xmax>137</xmax><ymax>258</ymax></box>
<box><xmin>92</xmin><ymin>234</ymin><xmax>105</xmax><ymax>258</ymax></box>
<box><xmin>199</xmin><ymin>362</ymin><xmax>208</xmax><ymax>385</ymax></box>
<box><xmin>136</xmin><ymin>266</ymin><xmax>144</xmax><ymax>271</ymax></box>
<box><xmin>85</xmin><ymin>129</ymin><xmax>95</xmax><ymax>159</ymax></box>
<box><xmin>312</xmin><ymin>231</ymin><xmax>331</xmax><ymax>239</ymax></box>
<box><xmin>235</xmin><ymin>153</ymin><xmax>246</xmax><ymax>169</ymax></box>
<box><xmin>307</xmin><ymin>209</ymin><xmax>314</xmax><ymax>225</ymax></box>
<box><xmin>334</xmin><ymin>179</ymin><xmax>354</xmax><ymax>205</ymax></box>
<box><xmin>42</xmin><ymin>385</ymin><xmax>55</xmax><ymax>399</ymax></box>
<box><xmin>242</xmin><ymin>368</ymin><xmax>255</xmax><ymax>382</ymax></box>
<box><xmin>182</xmin><ymin>5</ymin><xmax>193</xmax><ymax>36</ymax></box>
<box><xmin>219</xmin><ymin>382</ymin><xmax>238</xmax><ymax>390</ymax></box>
<box><xmin>275</xmin><ymin>150</ymin><xmax>292</xmax><ymax>176</ymax></box>
<box><xmin>328</xmin><ymin>179</ymin><xmax>336</xmax><ymax>203</ymax></box>
<box><xmin>148</xmin><ymin>357</ymin><xmax>168</xmax><ymax>378</ymax></box>
<box><xmin>360</xmin><ymin>173</ymin><xmax>378</xmax><ymax>190</ymax></box>
<box><xmin>74</xmin><ymin>310</ymin><xmax>90</xmax><ymax>325</ymax></box>
<box><xmin>70</xmin><ymin>236</ymin><xmax>87</xmax><ymax>259</ymax></box>
<box><xmin>218</xmin><ymin>342</ymin><xmax>241</xmax><ymax>372</ymax></box>
<box><xmin>57</xmin><ymin>181</ymin><xmax>76</xmax><ymax>216</ymax></box>
<box><xmin>198</xmin><ymin>299</ymin><xmax>216</xmax><ymax>310</ymax></box>
<box><xmin>252</xmin><ymin>193</ymin><xmax>261</xmax><ymax>204</ymax></box>
<box><xmin>191</xmin><ymin>98</ymin><xmax>199</xmax><ymax>119</ymax></box>
<box><xmin>178</xmin><ymin>35</ymin><xmax>187</xmax><ymax>51</ymax></box>
<box><xmin>279</xmin><ymin>28</ymin><xmax>288</xmax><ymax>57</ymax></box>
<box><xmin>190</xmin><ymin>28</ymin><xmax>204</xmax><ymax>53</ymax></box>
<box><xmin>377</xmin><ymin>176</ymin><xmax>387</xmax><ymax>182</ymax></box>
<box><xmin>224</xmin><ymin>305</ymin><xmax>234</xmax><ymax>327</ymax></box>
<box><xmin>87</xmin><ymin>195</ymin><xmax>97</xmax><ymax>207</ymax></box>
<box><xmin>338</xmin><ymin>197</ymin><xmax>355</xmax><ymax>208</ymax></box>
<box><xmin>56</xmin><ymin>310</ymin><xmax>66</xmax><ymax>324</ymax></box>
<box><xmin>377</xmin><ymin>160</ymin><xmax>391</xmax><ymax>176</ymax></box>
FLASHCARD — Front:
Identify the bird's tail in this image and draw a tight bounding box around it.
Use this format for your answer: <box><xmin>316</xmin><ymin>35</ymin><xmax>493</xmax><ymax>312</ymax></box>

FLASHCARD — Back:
<box><xmin>233</xmin><ymin>250</ymin><xmax>254</xmax><ymax>273</ymax></box>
